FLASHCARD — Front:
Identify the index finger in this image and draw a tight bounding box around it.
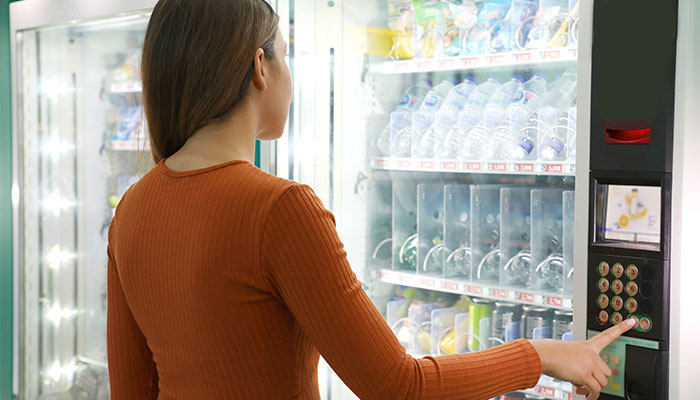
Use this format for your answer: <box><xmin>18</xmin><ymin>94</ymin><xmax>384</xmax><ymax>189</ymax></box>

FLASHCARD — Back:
<box><xmin>589</xmin><ymin>318</ymin><xmax>637</xmax><ymax>352</ymax></box>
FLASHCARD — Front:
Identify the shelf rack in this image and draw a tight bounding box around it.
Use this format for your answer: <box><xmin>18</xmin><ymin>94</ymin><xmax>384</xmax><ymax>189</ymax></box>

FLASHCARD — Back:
<box><xmin>107</xmin><ymin>139</ymin><xmax>150</xmax><ymax>151</ymax></box>
<box><xmin>371</xmin><ymin>157</ymin><xmax>575</xmax><ymax>177</ymax></box>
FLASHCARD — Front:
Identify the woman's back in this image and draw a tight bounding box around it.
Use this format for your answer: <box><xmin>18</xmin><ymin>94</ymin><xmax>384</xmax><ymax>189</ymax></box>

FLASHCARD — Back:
<box><xmin>107</xmin><ymin>160</ymin><xmax>542</xmax><ymax>400</ymax></box>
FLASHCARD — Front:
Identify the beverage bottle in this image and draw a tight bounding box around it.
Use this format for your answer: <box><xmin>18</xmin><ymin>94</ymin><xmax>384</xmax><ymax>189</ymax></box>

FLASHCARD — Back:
<box><xmin>457</xmin><ymin>77</ymin><xmax>501</xmax><ymax>132</ymax></box>
<box><xmin>389</xmin><ymin>79</ymin><xmax>433</xmax><ymax>157</ymax></box>
<box><xmin>414</xmin><ymin>78</ymin><xmax>478</xmax><ymax>158</ymax></box>
<box><xmin>458</xmin><ymin>124</ymin><xmax>490</xmax><ymax>160</ymax></box>
<box><xmin>482</xmin><ymin>75</ymin><xmax>526</xmax><ymax>131</ymax></box>
<box><xmin>412</xmin><ymin>79</ymin><xmax>456</xmax><ymax>134</ymax></box>
<box><xmin>507</xmin><ymin>74</ymin><xmax>548</xmax><ymax>131</ymax></box>
<box><xmin>538</xmin><ymin>69</ymin><xmax>577</xmax><ymax>160</ymax></box>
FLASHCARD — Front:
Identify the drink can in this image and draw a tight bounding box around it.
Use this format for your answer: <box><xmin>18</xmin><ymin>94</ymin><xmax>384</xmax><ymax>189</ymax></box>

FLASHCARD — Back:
<box><xmin>491</xmin><ymin>302</ymin><xmax>522</xmax><ymax>346</ymax></box>
<box><xmin>521</xmin><ymin>306</ymin><xmax>553</xmax><ymax>339</ymax></box>
<box><xmin>468</xmin><ymin>299</ymin><xmax>494</xmax><ymax>351</ymax></box>
<box><xmin>553</xmin><ymin>310</ymin><xmax>574</xmax><ymax>340</ymax></box>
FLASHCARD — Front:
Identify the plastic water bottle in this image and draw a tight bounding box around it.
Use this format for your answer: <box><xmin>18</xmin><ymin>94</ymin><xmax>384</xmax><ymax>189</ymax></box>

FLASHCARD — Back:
<box><xmin>539</xmin><ymin>70</ymin><xmax>577</xmax><ymax>160</ymax></box>
<box><xmin>458</xmin><ymin>124</ymin><xmax>490</xmax><ymax>160</ymax></box>
<box><xmin>412</xmin><ymin>79</ymin><xmax>456</xmax><ymax>134</ymax></box>
<box><xmin>389</xmin><ymin>79</ymin><xmax>433</xmax><ymax>157</ymax></box>
<box><xmin>482</xmin><ymin>76</ymin><xmax>526</xmax><ymax>131</ymax></box>
<box><xmin>457</xmin><ymin>77</ymin><xmax>501</xmax><ymax>132</ymax></box>
<box><xmin>507</xmin><ymin>74</ymin><xmax>548</xmax><ymax>131</ymax></box>
<box><xmin>414</xmin><ymin>78</ymin><xmax>478</xmax><ymax>158</ymax></box>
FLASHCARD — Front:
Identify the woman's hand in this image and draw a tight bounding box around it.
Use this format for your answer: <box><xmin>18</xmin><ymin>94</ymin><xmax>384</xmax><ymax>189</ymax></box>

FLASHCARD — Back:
<box><xmin>529</xmin><ymin>318</ymin><xmax>637</xmax><ymax>400</ymax></box>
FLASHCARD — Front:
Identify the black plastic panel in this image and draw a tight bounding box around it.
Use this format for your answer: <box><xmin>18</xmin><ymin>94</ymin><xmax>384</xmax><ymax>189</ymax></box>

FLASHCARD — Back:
<box><xmin>590</xmin><ymin>0</ymin><xmax>678</xmax><ymax>173</ymax></box>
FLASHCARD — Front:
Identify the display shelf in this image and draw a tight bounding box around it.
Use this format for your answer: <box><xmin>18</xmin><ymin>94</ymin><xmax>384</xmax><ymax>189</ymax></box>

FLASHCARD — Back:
<box><xmin>107</xmin><ymin>139</ymin><xmax>150</xmax><ymax>151</ymax></box>
<box><xmin>377</xmin><ymin>269</ymin><xmax>573</xmax><ymax>311</ymax></box>
<box><xmin>371</xmin><ymin>157</ymin><xmax>575</xmax><ymax>176</ymax></box>
<box><xmin>523</xmin><ymin>379</ymin><xmax>574</xmax><ymax>400</ymax></box>
<box><xmin>110</xmin><ymin>81</ymin><xmax>142</xmax><ymax>93</ymax></box>
<box><xmin>370</xmin><ymin>47</ymin><xmax>578</xmax><ymax>75</ymax></box>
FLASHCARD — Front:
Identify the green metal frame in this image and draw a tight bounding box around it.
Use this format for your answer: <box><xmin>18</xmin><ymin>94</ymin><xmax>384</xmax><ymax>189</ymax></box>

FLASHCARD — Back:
<box><xmin>1</xmin><ymin>1</ymin><xmax>16</xmax><ymax>399</ymax></box>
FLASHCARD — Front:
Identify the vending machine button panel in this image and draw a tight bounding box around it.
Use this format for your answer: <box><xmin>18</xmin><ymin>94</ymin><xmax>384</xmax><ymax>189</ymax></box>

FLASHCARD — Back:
<box><xmin>612</xmin><ymin>279</ymin><xmax>624</xmax><ymax>294</ymax></box>
<box><xmin>598</xmin><ymin>310</ymin><xmax>610</xmax><ymax>325</ymax></box>
<box><xmin>626</xmin><ymin>264</ymin><xmax>639</xmax><ymax>280</ymax></box>
<box><xmin>598</xmin><ymin>293</ymin><xmax>610</xmax><ymax>308</ymax></box>
<box><xmin>612</xmin><ymin>263</ymin><xmax>624</xmax><ymax>278</ymax></box>
<box><xmin>612</xmin><ymin>296</ymin><xmax>623</xmax><ymax>311</ymax></box>
<box><xmin>599</xmin><ymin>261</ymin><xmax>610</xmax><ymax>276</ymax></box>
<box><xmin>599</xmin><ymin>278</ymin><xmax>610</xmax><ymax>292</ymax></box>
<box><xmin>626</xmin><ymin>281</ymin><xmax>639</xmax><ymax>296</ymax></box>
<box><xmin>626</xmin><ymin>298</ymin><xmax>638</xmax><ymax>313</ymax></box>
<box><xmin>611</xmin><ymin>312</ymin><xmax>623</xmax><ymax>325</ymax></box>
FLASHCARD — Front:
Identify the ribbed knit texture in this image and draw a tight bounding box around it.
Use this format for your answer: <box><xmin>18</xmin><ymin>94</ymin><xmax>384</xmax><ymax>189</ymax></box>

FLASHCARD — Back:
<box><xmin>107</xmin><ymin>160</ymin><xmax>542</xmax><ymax>400</ymax></box>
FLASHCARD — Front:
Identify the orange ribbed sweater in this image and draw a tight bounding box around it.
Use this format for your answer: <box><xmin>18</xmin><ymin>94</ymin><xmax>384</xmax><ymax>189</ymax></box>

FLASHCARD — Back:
<box><xmin>107</xmin><ymin>160</ymin><xmax>542</xmax><ymax>399</ymax></box>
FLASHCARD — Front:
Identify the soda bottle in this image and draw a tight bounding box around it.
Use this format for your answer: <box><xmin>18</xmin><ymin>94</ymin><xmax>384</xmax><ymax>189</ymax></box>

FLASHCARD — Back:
<box><xmin>412</xmin><ymin>79</ymin><xmax>456</xmax><ymax>134</ymax></box>
<box><xmin>457</xmin><ymin>77</ymin><xmax>501</xmax><ymax>132</ymax></box>
<box><xmin>414</xmin><ymin>78</ymin><xmax>478</xmax><ymax>158</ymax></box>
<box><xmin>482</xmin><ymin>75</ymin><xmax>526</xmax><ymax>131</ymax></box>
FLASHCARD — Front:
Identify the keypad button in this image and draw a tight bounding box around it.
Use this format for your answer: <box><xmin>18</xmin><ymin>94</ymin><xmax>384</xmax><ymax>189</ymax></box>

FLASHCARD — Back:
<box><xmin>640</xmin><ymin>282</ymin><xmax>653</xmax><ymax>298</ymax></box>
<box><xmin>612</xmin><ymin>279</ymin><xmax>624</xmax><ymax>295</ymax></box>
<box><xmin>599</xmin><ymin>278</ymin><xmax>610</xmax><ymax>292</ymax></box>
<box><xmin>612</xmin><ymin>296</ymin><xmax>623</xmax><ymax>311</ymax></box>
<box><xmin>627</xmin><ymin>264</ymin><xmax>639</xmax><ymax>280</ymax></box>
<box><xmin>612</xmin><ymin>355</ymin><xmax>621</xmax><ymax>366</ymax></box>
<box><xmin>626</xmin><ymin>281</ymin><xmax>639</xmax><ymax>297</ymax></box>
<box><xmin>602</xmin><ymin>353</ymin><xmax>610</xmax><ymax>364</ymax></box>
<box><xmin>626</xmin><ymin>298</ymin><xmax>638</xmax><ymax>313</ymax></box>
<box><xmin>630</xmin><ymin>315</ymin><xmax>640</xmax><ymax>328</ymax></box>
<box><xmin>613</xmin><ymin>263</ymin><xmax>624</xmax><ymax>278</ymax></box>
<box><xmin>599</xmin><ymin>261</ymin><xmax>610</xmax><ymax>276</ymax></box>
<box><xmin>598</xmin><ymin>310</ymin><xmax>610</xmax><ymax>325</ymax></box>
<box><xmin>611</xmin><ymin>312</ymin><xmax>623</xmax><ymax>325</ymax></box>
<box><xmin>640</xmin><ymin>317</ymin><xmax>653</xmax><ymax>331</ymax></box>
<box><xmin>613</xmin><ymin>368</ymin><xmax>620</xmax><ymax>376</ymax></box>
<box><xmin>598</xmin><ymin>294</ymin><xmax>610</xmax><ymax>309</ymax></box>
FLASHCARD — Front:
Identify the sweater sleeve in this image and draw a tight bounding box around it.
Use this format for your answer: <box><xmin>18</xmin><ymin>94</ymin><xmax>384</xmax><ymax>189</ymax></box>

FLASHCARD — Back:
<box><xmin>107</xmin><ymin>222</ymin><xmax>159</xmax><ymax>399</ymax></box>
<box><xmin>261</xmin><ymin>184</ymin><xmax>542</xmax><ymax>400</ymax></box>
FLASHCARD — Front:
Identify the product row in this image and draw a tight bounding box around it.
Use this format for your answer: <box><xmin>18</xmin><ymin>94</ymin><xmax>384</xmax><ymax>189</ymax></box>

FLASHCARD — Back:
<box><xmin>387</xmin><ymin>0</ymin><xmax>579</xmax><ymax>60</ymax></box>
<box><xmin>374</xmin><ymin>70</ymin><xmax>577</xmax><ymax>163</ymax></box>
<box><xmin>387</xmin><ymin>288</ymin><xmax>572</xmax><ymax>354</ymax></box>
<box><xmin>372</xmin><ymin>182</ymin><xmax>574</xmax><ymax>295</ymax></box>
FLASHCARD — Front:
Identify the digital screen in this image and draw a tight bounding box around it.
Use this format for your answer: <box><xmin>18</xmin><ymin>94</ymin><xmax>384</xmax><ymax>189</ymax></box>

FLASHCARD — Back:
<box><xmin>602</xmin><ymin>185</ymin><xmax>661</xmax><ymax>245</ymax></box>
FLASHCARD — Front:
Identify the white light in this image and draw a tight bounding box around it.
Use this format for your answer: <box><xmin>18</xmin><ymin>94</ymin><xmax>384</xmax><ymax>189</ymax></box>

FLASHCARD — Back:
<box><xmin>47</xmin><ymin>361</ymin><xmax>62</xmax><ymax>382</ymax></box>
<box><xmin>44</xmin><ymin>192</ymin><xmax>76</xmax><ymax>216</ymax></box>
<box><xmin>46</xmin><ymin>244</ymin><xmax>76</xmax><ymax>270</ymax></box>
<box><xmin>43</xmin><ymin>133</ymin><xmax>74</xmax><ymax>160</ymax></box>
<box><xmin>41</xmin><ymin>76</ymin><xmax>74</xmax><ymax>100</ymax></box>
<box><xmin>11</xmin><ymin>185</ymin><xmax>19</xmax><ymax>207</ymax></box>
<box><xmin>45</xmin><ymin>302</ymin><xmax>78</xmax><ymax>326</ymax></box>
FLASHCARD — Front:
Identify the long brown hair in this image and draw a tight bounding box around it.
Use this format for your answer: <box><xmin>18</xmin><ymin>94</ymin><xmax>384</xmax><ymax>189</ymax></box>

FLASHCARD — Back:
<box><xmin>141</xmin><ymin>0</ymin><xmax>279</xmax><ymax>162</ymax></box>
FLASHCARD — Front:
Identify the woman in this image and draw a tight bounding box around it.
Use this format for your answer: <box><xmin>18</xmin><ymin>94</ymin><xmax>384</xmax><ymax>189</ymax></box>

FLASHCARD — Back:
<box><xmin>107</xmin><ymin>0</ymin><xmax>635</xmax><ymax>399</ymax></box>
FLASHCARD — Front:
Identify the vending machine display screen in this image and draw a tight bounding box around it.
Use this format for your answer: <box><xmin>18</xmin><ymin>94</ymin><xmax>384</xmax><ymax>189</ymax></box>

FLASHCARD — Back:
<box><xmin>600</xmin><ymin>185</ymin><xmax>662</xmax><ymax>245</ymax></box>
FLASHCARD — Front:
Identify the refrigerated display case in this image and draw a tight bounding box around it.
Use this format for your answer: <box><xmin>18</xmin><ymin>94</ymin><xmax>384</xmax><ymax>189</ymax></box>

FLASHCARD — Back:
<box><xmin>286</xmin><ymin>1</ymin><xmax>583</xmax><ymax>399</ymax></box>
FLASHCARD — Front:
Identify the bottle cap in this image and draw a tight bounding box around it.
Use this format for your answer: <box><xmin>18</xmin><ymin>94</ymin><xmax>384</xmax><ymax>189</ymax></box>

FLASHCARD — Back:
<box><xmin>418</xmin><ymin>78</ymin><xmax>433</xmax><ymax>88</ymax></box>
<box><xmin>488</xmin><ymin>75</ymin><xmax>502</xmax><ymax>83</ymax></box>
<box><xmin>463</xmin><ymin>76</ymin><xmax>478</xmax><ymax>84</ymax></box>
<box><xmin>444</xmin><ymin>78</ymin><xmax>458</xmax><ymax>85</ymax></box>
<box><xmin>513</xmin><ymin>74</ymin><xmax>526</xmax><ymax>83</ymax></box>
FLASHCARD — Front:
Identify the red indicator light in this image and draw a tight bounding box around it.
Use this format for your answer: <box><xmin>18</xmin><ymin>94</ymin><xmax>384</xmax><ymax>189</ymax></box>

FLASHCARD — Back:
<box><xmin>605</xmin><ymin>128</ymin><xmax>651</xmax><ymax>142</ymax></box>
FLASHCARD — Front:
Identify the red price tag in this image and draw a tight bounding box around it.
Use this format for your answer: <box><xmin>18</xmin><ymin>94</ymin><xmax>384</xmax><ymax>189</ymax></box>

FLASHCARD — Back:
<box><xmin>517</xmin><ymin>163</ymin><xmax>534</xmax><ymax>172</ymax></box>
<box><xmin>492</xmin><ymin>289</ymin><xmax>507</xmax><ymax>298</ymax></box>
<box><xmin>468</xmin><ymin>285</ymin><xmax>482</xmax><ymax>295</ymax></box>
<box><xmin>539</xmin><ymin>386</ymin><xmax>556</xmax><ymax>397</ymax></box>
<box><xmin>547</xmin><ymin>297</ymin><xmax>564</xmax><ymax>307</ymax></box>
<box><xmin>488</xmin><ymin>54</ymin><xmax>505</xmax><ymax>64</ymax></box>
<box><xmin>492</xmin><ymin>163</ymin><xmax>507</xmax><ymax>172</ymax></box>
<box><xmin>442</xmin><ymin>281</ymin><xmax>458</xmax><ymax>291</ymax></box>
<box><xmin>441</xmin><ymin>161</ymin><xmax>458</xmax><ymax>170</ymax></box>
<box><xmin>546</xmin><ymin>164</ymin><xmax>563</xmax><ymax>173</ymax></box>
<box><xmin>466</xmin><ymin>162</ymin><xmax>482</xmax><ymax>171</ymax></box>
<box><xmin>398</xmin><ymin>160</ymin><xmax>412</xmax><ymax>168</ymax></box>
<box><xmin>377</xmin><ymin>159</ymin><xmax>390</xmax><ymax>168</ymax></box>
<box><xmin>419</xmin><ymin>277</ymin><xmax>435</xmax><ymax>287</ymax></box>
<box><xmin>440</xmin><ymin>58</ymin><xmax>455</xmax><ymax>68</ymax></box>
<box><xmin>570</xmin><ymin>48</ymin><xmax>578</xmax><ymax>58</ymax></box>
<box><xmin>416</xmin><ymin>60</ymin><xmax>432</xmax><ymax>69</ymax></box>
<box><xmin>419</xmin><ymin>160</ymin><xmax>435</xmax><ymax>169</ymax></box>
<box><xmin>518</xmin><ymin>292</ymin><xmax>534</xmax><ymax>302</ymax></box>
<box><xmin>395</xmin><ymin>62</ymin><xmax>409</xmax><ymax>71</ymax></box>
<box><xmin>463</xmin><ymin>56</ymin><xmax>479</xmax><ymax>66</ymax></box>
<box><xmin>541</xmin><ymin>50</ymin><xmax>561</xmax><ymax>60</ymax></box>
<box><xmin>514</xmin><ymin>52</ymin><xmax>532</xmax><ymax>62</ymax></box>
<box><xmin>398</xmin><ymin>274</ymin><xmax>409</xmax><ymax>282</ymax></box>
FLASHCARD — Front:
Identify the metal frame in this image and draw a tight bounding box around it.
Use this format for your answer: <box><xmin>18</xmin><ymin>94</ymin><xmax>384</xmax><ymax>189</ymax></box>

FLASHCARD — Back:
<box><xmin>10</xmin><ymin>0</ymin><xmax>157</xmax><ymax>397</ymax></box>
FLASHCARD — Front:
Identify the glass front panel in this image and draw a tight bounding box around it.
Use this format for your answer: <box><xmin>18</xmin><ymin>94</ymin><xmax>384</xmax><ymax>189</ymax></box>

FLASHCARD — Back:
<box><xmin>326</xmin><ymin>0</ymin><xmax>581</xmax><ymax>398</ymax></box>
<box><xmin>17</xmin><ymin>13</ymin><xmax>150</xmax><ymax>398</ymax></box>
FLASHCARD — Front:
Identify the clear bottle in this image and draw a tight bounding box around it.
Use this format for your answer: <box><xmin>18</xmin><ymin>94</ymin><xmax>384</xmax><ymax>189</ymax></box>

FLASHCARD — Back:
<box><xmin>412</xmin><ymin>79</ymin><xmax>456</xmax><ymax>134</ymax></box>
<box><xmin>458</xmin><ymin>124</ymin><xmax>490</xmax><ymax>161</ymax></box>
<box><xmin>389</xmin><ymin>78</ymin><xmax>432</xmax><ymax>157</ymax></box>
<box><xmin>457</xmin><ymin>77</ymin><xmax>501</xmax><ymax>132</ymax></box>
<box><xmin>415</xmin><ymin>78</ymin><xmax>479</xmax><ymax>158</ymax></box>
<box><xmin>507</xmin><ymin>74</ymin><xmax>548</xmax><ymax>131</ymax></box>
<box><xmin>482</xmin><ymin>75</ymin><xmax>525</xmax><ymax>131</ymax></box>
<box><xmin>538</xmin><ymin>69</ymin><xmax>577</xmax><ymax>160</ymax></box>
